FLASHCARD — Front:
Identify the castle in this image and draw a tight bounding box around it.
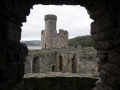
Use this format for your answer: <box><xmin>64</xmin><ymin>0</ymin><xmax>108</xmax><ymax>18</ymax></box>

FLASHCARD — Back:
<box><xmin>24</xmin><ymin>14</ymin><xmax>97</xmax><ymax>74</ymax></box>
<box><xmin>1</xmin><ymin>0</ymin><xmax>120</xmax><ymax>90</ymax></box>
<box><xmin>41</xmin><ymin>14</ymin><xmax>68</xmax><ymax>49</ymax></box>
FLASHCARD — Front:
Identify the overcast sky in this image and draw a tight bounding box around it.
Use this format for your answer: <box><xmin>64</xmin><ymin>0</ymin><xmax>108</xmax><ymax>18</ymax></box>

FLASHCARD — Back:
<box><xmin>21</xmin><ymin>5</ymin><xmax>93</xmax><ymax>41</ymax></box>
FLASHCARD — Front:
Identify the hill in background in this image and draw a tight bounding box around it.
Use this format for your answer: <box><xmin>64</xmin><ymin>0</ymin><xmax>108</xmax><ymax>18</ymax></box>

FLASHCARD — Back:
<box><xmin>68</xmin><ymin>35</ymin><xmax>94</xmax><ymax>48</ymax></box>
<box><xmin>21</xmin><ymin>35</ymin><xmax>93</xmax><ymax>47</ymax></box>
<box><xmin>21</xmin><ymin>40</ymin><xmax>41</xmax><ymax>46</ymax></box>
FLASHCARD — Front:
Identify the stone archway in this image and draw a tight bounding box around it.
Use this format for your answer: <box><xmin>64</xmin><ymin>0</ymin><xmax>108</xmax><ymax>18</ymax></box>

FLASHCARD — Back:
<box><xmin>72</xmin><ymin>56</ymin><xmax>77</xmax><ymax>73</ymax></box>
<box><xmin>59</xmin><ymin>55</ymin><xmax>63</xmax><ymax>71</ymax></box>
<box><xmin>52</xmin><ymin>65</ymin><xmax>55</xmax><ymax>72</ymax></box>
<box><xmin>45</xmin><ymin>44</ymin><xmax>46</xmax><ymax>49</ymax></box>
<box><xmin>32</xmin><ymin>56</ymin><xmax>40</xmax><ymax>73</ymax></box>
<box><xmin>1</xmin><ymin>0</ymin><xmax>120</xmax><ymax>90</ymax></box>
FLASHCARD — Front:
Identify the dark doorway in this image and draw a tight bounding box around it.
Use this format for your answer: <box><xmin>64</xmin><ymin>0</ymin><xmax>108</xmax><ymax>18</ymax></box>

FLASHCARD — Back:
<box><xmin>59</xmin><ymin>55</ymin><xmax>63</xmax><ymax>71</ymax></box>
<box><xmin>52</xmin><ymin>65</ymin><xmax>55</xmax><ymax>72</ymax></box>
<box><xmin>45</xmin><ymin>44</ymin><xmax>46</xmax><ymax>49</ymax></box>
<box><xmin>32</xmin><ymin>56</ymin><xmax>39</xmax><ymax>73</ymax></box>
<box><xmin>72</xmin><ymin>56</ymin><xmax>76</xmax><ymax>73</ymax></box>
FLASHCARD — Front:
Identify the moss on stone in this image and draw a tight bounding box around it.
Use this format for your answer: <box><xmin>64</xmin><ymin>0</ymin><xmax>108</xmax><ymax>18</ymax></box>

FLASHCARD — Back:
<box><xmin>81</xmin><ymin>55</ymin><xmax>87</xmax><ymax>59</ymax></box>
<box><xmin>34</xmin><ymin>53</ymin><xmax>45</xmax><ymax>61</ymax></box>
<box><xmin>54</xmin><ymin>51</ymin><xmax>58</xmax><ymax>56</ymax></box>
<box><xmin>73</xmin><ymin>53</ymin><xmax>76</xmax><ymax>57</ymax></box>
<box><xmin>67</xmin><ymin>56</ymin><xmax>70</xmax><ymax>64</ymax></box>
<box><xmin>87</xmin><ymin>56</ymin><xmax>94</xmax><ymax>61</ymax></box>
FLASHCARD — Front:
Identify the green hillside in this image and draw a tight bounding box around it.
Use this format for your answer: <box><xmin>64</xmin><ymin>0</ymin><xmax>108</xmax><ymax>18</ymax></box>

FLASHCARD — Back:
<box><xmin>68</xmin><ymin>35</ymin><xmax>94</xmax><ymax>48</ymax></box>
<box><xmin>21</xmin><ymin>35</ymin><xmax>93</xmax><ymax>47</ymax></box>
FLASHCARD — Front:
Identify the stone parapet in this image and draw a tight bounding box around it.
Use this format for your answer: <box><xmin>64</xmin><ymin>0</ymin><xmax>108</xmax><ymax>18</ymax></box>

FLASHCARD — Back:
<box><xmin>44</xmin><ymin>14</ymin><xmax>57</xmax><ymax>20</ymax></box>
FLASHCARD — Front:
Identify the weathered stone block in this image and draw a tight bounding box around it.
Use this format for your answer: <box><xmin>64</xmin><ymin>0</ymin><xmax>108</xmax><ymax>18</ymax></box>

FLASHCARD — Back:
<box><xmin>0</xmin><ymin>51</ymin><xmax>7</xmax><ymax>65</ymax></box>
<box><xmin>23</xmin><ymin>77</ymin><xmax>98</xmax><ymax>90</ymax></box>
<box><xmin>4</xmin><ymin>0</ymin><xmax>13</xmax><ymax>12</ymax></box>
<box><xmin>93</xmin><ymin>41</ymin><xmax>114</xmax><ymax>50</ymax></box>
<box><xmin>14</xmin><ymin>0</ymin><xmax>26</xmax><ymax>22</ymax></box>
<box><xmin>101</xmin><ymin>63</ymin><xmax>120</xmax><ymax>76</ymax></box>
<box><xmin>97</xmin><ymin>55</ymin><xmax>108</xmax><ymax>62</ymax></box>
<box><xmin>16</xmin><ymin>64</ymin><xmax>24</xmax><ymax>83</ymax></box>
<box><xmin>91</xmin><ymin>29</ymin><xmax>114</xmax><ymax>41</ymax></box>
<box><xmin>113</xmin><ymin>41</ymin><xmax>120</xmax><ymax>48</ymax></box>
<box><xmin>95</xmin><ymin>79</ymin><xmax>101</xmax><ymax>89</ymax></box>
<box><xmin>19</xmin><ymin>0</ymin><xmax>33</xmax><ymax>16</ymax></box>
<box><xmin>91</xmin><ymin>16</ymin><xmax>114</xmax><ymax>34</ymax></box>
<box><xmin>0</xmin><ymin>7</ymin><xmax>10</xmax><ymax>19</ymax></box>
<box><xmin>113</xmin><ymin>28</ymin><xmax>120</xmax><ymax>39</ymax></box>
<box><xmin>8</xmin><ymin>23</ymin><xmax>21</xmax><ymax>42</ymax></box>
<box><xmin>0</xmin><ymin>65</ymin><xmax>8</xmax><ymax>83</ymax></box>
<box><xmin>100</xmin><ymin>69</ymin><xmax>107</xmax><ymax>83</ymax></box>
<box><xmin>106</xmin><ymin>73</ymin><xmax>116</xmax><ymax>87</ymax></box>
<box><xmin>5</xmin><ymin>49</ymin><xmax>16</xmax><ymax>63</ymax></box>
<box><xmin>91</xmin><ymin>5</ymin><xmax>106</xmax><ymax>21</ymax></box>
<box><xmin>93</xmin><ymin>0</ymin><xmax>107</xmax><ymax>11</ymax></box>
<box><xmin>10</xmin><ymin>17</ymin><xmax>22</xmax><ymax>26</ymax></box>
<box><xmin>108</xmin><ymin>49</ymin><xmax>120</xmax><ymax>66</ymax></box>
<box><xmin>3</xmin><ymin>21</ymin><xmax>21</xmax><ymax>42</ymax></box>
<box><xmin>8</xmin><ymin>64</ymin><xmax>18</xmax><ymax>80</ymax></box>
<box><xmin>0</xmin><ymin>27</ymin><xmax>1</xmax><ymax>41</ymax></box>
<box><xmin>97</xmin><ymin>50</ymin><xmax>108</xmax><ymax>55</ymax></box>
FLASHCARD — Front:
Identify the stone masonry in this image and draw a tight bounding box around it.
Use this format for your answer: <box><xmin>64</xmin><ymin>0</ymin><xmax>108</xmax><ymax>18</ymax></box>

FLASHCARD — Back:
<box><xmin>25</xmin><ymin>15</ymin><xmax>98</xmax><ymax>74</ymax></box>
<box><xmin>41</xmin><ymin>14</ymin><xmax>68</xmax><ymax>49</ymax></box>
<box><xmin>0</xmin><ymin>0</ymin><xmax>120</xmax><ymax>90</ymax></box>
<box><xmin>25</xmin><ymin>46</ymin><xmax>98</xmax><ymax>74</ymax></box>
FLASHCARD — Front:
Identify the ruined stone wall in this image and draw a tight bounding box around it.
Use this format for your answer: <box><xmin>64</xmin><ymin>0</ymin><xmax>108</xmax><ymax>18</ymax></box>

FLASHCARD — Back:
<box><xmin>56</xmin><ymin>29</ymin><xmax>68</xmax><ymax>48</ymax></box>
<box><xmin>56</xmin><ymin>50</ymin><xmax>78</xmax><ymax>73</ymax></box>
<box><xmin>25</xmin><ymin>48</ymin><xmax>97</xmax><ymax>74</ymax></box>
<box><xmin>0</xmin><ymin>0</ymin><xmax>32</xmax><ymax>90</ymax></box>
<box><xmin>34</xmin><ymin>51</ymin><xmax>56</xmax><ymax>73</ymax></box>
<box><xmin>1</xmin><ymin>0</ymin><xmax>120</xmax><ymax>90</ymax></box>
<box><xmin>23</xmin><ymin>77</ymin><xmax>98</xmax><ymax>90</ymax></box>
<box><xmin>89</xmin><ymin>0</ymin><xmax>120</xmax><ymax>90</ymax></box>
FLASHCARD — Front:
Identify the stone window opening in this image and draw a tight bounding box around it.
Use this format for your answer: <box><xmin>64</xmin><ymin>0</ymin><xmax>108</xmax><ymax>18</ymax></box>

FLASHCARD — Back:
<box><xmin>72</xmin><ymin>56</ymin><xmax>77</xmax><ymax>73</ymax></box>
<box><xmin>51</xmin><ymin>65</ymin><xmax>55</xmax><ymax>72</ymax></box>
<box><xmin>45</xmin><ymin>44</ymin><xmax>46</xmax><ymax>49</ymax></box>
<box><xmin>59</xmin><ymin>55</ymin><xmax>63</xmax><ymax>71</ymax></box>
<box><xmin>32</xmin><ymin>56</ymin><xmax>40</xmax><ymax>73</ymax></box>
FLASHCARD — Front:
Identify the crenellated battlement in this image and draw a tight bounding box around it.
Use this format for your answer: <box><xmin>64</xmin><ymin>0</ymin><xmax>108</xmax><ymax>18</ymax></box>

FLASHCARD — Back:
<box><xmin>44</xmin><ymin>14</ymin><xmax>57</xmax><ymax>20</ymax></box>
<box><xmin>59</xmin><ymin>29</ymin><xmax>68</xmax><ymax>35</ymax></box>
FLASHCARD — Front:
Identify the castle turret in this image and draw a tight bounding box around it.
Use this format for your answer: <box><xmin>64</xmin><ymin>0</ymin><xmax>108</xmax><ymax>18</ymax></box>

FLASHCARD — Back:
<box><xmin>41</xmin><ymin>14</ymin><xmax>68</xmax><ymax>49</ymax></box>
<box><xmin>41</xmin><ymin>14</ymin><xmax>57</xmax><ymax>49</ymax></box>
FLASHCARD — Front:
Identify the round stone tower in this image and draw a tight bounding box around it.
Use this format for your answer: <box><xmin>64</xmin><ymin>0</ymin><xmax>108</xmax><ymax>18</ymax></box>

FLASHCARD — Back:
<box><xmin>44</xmin><ymin>14</ymin><xmax>57</xmax><ymax>49</ymax></box>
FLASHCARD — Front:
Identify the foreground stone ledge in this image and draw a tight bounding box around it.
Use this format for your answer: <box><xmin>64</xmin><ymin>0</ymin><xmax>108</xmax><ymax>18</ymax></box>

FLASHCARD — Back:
<box><xmin>23</xmin><ymin>74</ymin><xmax>98</xmax><ymax>90</ymax></box>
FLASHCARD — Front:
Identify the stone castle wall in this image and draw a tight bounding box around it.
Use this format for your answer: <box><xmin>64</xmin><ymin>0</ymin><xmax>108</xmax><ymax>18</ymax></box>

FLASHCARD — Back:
<box><xmin>25</xmin><ymin>48</ymin><xmax>98</xmax><ymax>74</ymax></box>
<box><xmin>41</xmin><ymin>14</ymin><xmax>68</xmax><ymax>49</ymax></box>
<box><xmin>56</xmin><ymin>29</ymin><xmax>68</xmax><ymax>48</ymax></box>
<box><xmin>1</xmin><ymin>0</ymin><xmax>120</xmax><ymax>90</ymax></box>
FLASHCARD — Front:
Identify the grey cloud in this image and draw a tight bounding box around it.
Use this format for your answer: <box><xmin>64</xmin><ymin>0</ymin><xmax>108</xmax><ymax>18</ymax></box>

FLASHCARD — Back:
<box><xmin>21</xmin><ymin>5</ymin><xmax>93</xmax><ymax>40</ymax></box>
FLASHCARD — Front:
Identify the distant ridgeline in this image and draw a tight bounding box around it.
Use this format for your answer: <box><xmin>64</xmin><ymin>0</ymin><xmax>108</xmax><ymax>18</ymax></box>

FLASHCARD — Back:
<box><xmin>21</xmin><ymin>40</ymin><xmax>41</xmax><ymax>46</ymax></box>
<box><xmin>68</xmin><ymin>35</ymin><xmax>94</xmax><ymax>48</ymax></box>
<box><xmin>21</xmin><ymin>35</ymin><xmax>93</xmax><ymax>47</ymax></box>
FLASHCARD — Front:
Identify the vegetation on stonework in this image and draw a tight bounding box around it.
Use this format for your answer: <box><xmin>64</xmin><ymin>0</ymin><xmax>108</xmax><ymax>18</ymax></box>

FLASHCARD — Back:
<box><xmin>81</xmin><ymin>55</ymin><xmax>94</xmax><ymax>61</ymax></box>
<box><xmin>89</xmin><ymin>47</ymin><xmax>94</xmax><ymax>50</ymax></box>
<box><xmin>67</xmin><ymin>56</ymin><xmax>70</xmax><ymax>64</ymax></box>
<box><xmin>68</xmin><ymin>35</ymin><xmax>94</xmax><ymax>48</ymax></box>
<box><xmin>34</xmin><ymin>53</ymin><xmax>45</xmax><ymax>61</ymax></box>
<box><xmin>73</xmin><ymin>53</ymin><xmax>76</xmax><ymax>57</ymax></box>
